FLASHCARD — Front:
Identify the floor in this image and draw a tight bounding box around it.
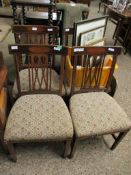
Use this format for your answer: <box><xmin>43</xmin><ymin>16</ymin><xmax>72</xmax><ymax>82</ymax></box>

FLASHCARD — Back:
<box><xmin>0</xmin><ymin>1</ymin><xmax>131</xmax><ymax>174</ymax></box>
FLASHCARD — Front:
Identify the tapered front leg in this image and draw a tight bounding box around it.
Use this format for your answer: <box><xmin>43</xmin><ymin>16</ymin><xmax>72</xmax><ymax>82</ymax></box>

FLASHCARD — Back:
<box><xmin>6</xmin><ymin>142</ymin><xmax>17</xmax><ymax>162</ymax></box>
<box><xmin>63</xmin><ymin>140</ymin><xmax>71</xmax><ymax>158</ymax></box>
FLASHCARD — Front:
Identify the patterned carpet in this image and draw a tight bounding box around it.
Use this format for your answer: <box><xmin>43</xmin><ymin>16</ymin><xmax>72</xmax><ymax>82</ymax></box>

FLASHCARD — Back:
<box><xmin>0</xmin><ymin>0</ymin><xmax>131</xmax><ymax>174</ymax></box>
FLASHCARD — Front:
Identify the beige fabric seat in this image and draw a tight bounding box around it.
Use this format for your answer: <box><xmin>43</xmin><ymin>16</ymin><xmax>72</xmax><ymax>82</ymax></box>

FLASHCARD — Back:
<box><xmin>13</xmin><ymin>68</ymin><xmax>65</xmax><ymax>98</ymax></box>
<box><xmin>4</xmin><ymin>94</ymin><xmax>73</xmax><ymax>142</ymax></box>
<box><xmin>70</xmin><ymin>92</ymin><xmax>131</xmax><ymax>138</ymax></box>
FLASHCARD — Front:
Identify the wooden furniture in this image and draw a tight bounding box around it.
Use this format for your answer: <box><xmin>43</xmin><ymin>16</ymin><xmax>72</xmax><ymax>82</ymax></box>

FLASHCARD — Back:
<box><xmin>12</xmin><ymin>25</ymin><xmax>59</xmax><ymax>45</ymax></box>
<box><xmin>0</xmin><ymin>52</ymin><xmax>7</xmax><ymax>152</ymax></box>
<box><xmin>98</xmin><ymin>0</ymin><xmax>113</xmax><ymax>14</ymax></box>
<box><xmin>4</xmin><ymin>44</ymin><xmax>73</xmax><ymax>162</ymax></box>
<box><xmin>0</xmin><ymin>0</ymin><xmax>2</xmax><ymax>6</ymax></box>
<box><xmin>11</xmin><ymin>25</ymin><xmax>60</xmax><ymax>96</ymax></box>
<box><xmin>108</xmin><ymin>6</ymin><xmax>131</xmax><ymax>52</ymax></box>
<box><xmin>0</xmin><ymin>25</ymin><xmax>11</xmax><ymax>42</ymax></box>
<box><xmin>25</xmin><ymin>11</ymin><xmax>59</xmax><ymax>25</ymax></box>
<box><xmin>11</xmin><ymin>0</ymin><xmax>55</xmax><ymax>25</ymax></box>
<box><xmin>64</xmin><ymin>27</ymin><xmax>73</xmax><ymax>46</ymax></box>
<box><xmin>69</xmin><ymin>46</ymin><xmax>131</xmax><ymax>158</ymax></box>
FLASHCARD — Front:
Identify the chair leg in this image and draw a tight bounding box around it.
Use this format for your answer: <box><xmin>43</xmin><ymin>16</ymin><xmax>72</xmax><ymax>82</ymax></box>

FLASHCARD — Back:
<box><xmin>69</xmin><ymin>136</ymin><xmax>78</xmax><ymax>159</ymax></box>
<box><xmin>103</xmin><ymin>4</ymin><xmax>107</xmax><ymax>15</ymax></box>
<box><xmin>63</xmin><ymin>140</ymin><xmax>71</xmax><ymax>158</ymax></box>
<box><xmin>98</xmin><ymin>2</ymin><xmax>101</xmax><ymax>13</ymax></box>
<box><xmin>0</xmin><ymin>131</ymin><xmax>9</xmax><ymax>154</ymax></box>
<box><xmin>6</xmin><ymin>142</ymin><xmax>17</xmax><ymax>162</ymax></box>
<box><xmin>111</xmin><ymin>131</ymin><xmax>129</xmax><ymax>150</ymax></box>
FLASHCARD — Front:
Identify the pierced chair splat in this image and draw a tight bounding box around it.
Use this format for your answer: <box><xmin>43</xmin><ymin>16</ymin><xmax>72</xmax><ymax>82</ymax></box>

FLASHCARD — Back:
<box><xmin>12</xmin><ymin>25</ymin><xmax>63</xmax><ymax>97</ymax></box>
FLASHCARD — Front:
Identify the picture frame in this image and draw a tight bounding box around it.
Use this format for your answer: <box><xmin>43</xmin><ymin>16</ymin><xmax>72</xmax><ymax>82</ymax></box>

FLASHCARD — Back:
<box><xmin>117</xmin><ymin>0</ymin><xmax>128</xmax><ymax>12</ymax></box>
<box><xmin>73</xmin><ymin>16</ymin><xmax>108</xmax><ymax>46</ymax></box>
<box><xmin>79</xmin><ymin>27</ymin><xmax>105</xmax><ymax>46</ymax></box>
<box><xmin>113</xmin><ymin>0</ymin><xmax>120</xmax><ymax>8</ymax></box>
<box><xmin>87</xmin><ymin>38</ymin><xmax>105</xmax><ymax>46</ymax></box>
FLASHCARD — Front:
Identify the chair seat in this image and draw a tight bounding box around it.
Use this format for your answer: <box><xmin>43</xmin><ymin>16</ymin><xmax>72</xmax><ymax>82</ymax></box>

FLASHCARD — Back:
<box><xmin>4</xmin><ymin>94</ymin><xmax>73</xmax><ymax>142</ymax></box>
<box><xmin>70</xmin><ymin>92</ymin><xmax>131</xmax><ymax>138</ymax></box>
<box><xmin>12</xmin><ymin>68</ymin><xmax>65</xmax><ymax>98</ymax></box>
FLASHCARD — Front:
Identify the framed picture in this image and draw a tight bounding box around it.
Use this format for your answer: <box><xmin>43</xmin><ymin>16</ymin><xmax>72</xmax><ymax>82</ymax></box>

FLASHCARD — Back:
<box><xmin>79</xmin><ymin>27</ymin><xmax>105</xmax><ymax>46</ymax></box>
<box><xmin>87</xmin><ymin>38</ymin><xmax>105</xmax><ymax>46</ymax></box>
<box><xmin>113</xmin><ymin>0</ymin><xmax>120</xmax><ymax>8</ymax></box>
<box><xmin>73</xmin><ymin>16</ymin><xmax>108</xmax><ymax>46</ymax></box>
<box><xmin>117</xmin><ymin>0</ymin><xmax>128</xmax><ymax>12</ymax></box>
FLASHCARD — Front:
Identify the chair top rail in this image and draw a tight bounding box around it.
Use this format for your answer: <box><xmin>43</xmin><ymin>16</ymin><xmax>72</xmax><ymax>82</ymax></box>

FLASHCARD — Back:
<box><xmin>72</xmin><ymin>46</ymin><xmax>122</xmax><ymax>56</ymax></box>
<box><xmin>9</xmin><ymin>44</ymin><xmax>71</xmax><ymax>55</ymax></box>
<box><xmin>12</xmin><ymin>25</ymin><xmax>59</xmax><ymax>34</ymax></box>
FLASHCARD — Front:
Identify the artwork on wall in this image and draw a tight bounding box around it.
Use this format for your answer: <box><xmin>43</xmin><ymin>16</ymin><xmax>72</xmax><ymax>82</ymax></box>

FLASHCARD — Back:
<box><xmin>79</xmin><ymin>27</ymin><xmax>105</xmax><ymax>46</ymax></box>
<box><xmin>73</xmin><ymin>16</ymin><xmax>108</xmax><ymax>46</ymax></box>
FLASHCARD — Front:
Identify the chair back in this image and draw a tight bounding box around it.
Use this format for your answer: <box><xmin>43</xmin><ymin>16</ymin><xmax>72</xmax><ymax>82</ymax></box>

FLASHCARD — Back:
<box><xmin>9</xmin><ymin>44</ymin><xmax>71</xmax><ymax>97</ymax></box>
<box><xmin>70</xmin><ymin>46</ymin><xmax>121</xmax><ymax>95</ymax></box>
<box><xmin>12</xmin><ymin>25</ymin><xmax>59</xmax><ymax>45</ymax></box>
<box><xmin>0</xmin><ymin>52</ymin><xmax>7</xmax><ymax>128</ymax></box>
<box><xmin>64</xmin><ymin>27</ymin><xmax>74</xmax><ymax>46</ymax></box>
<box><xmin>0</xmin><ymin>52</ymin><xmax>4</xmax><ymax>67</ymax></box>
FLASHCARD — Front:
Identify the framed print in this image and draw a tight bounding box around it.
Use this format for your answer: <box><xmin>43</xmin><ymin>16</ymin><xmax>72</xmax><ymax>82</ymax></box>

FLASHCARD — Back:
<box><xmin>79</xmin><ymin>27</ymin><xmax>105</xmax><ymax>46</ymax></box>
<box><xmin>113</xmin><ymin>0</ymin><xmax>120</xmax><ymax>8</ymax></box>
<box><xmin>87</xmin><ymin>38</ymin><xmax>105</xmax><ymax>46</ymax></box>
<box><xmin>73</xmin><ymin>16</ymin><xmax>108</xmax><ymax>46</ymax></box>
<box><xmin>117</xmin><ymin>0</ymin><xmax>128</xmax><ymax>12</ymax></box>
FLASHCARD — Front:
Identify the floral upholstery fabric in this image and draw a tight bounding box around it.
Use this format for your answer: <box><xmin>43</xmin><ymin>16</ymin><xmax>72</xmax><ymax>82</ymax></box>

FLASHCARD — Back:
<box><xmin>13</xmin><ymin>68</ymin><xmax>65</xmax><ymax>98</ymax></box>
<box><xmin>4</xmin><ymin>94</ymin><xmax>73</xmax><ymax>142</ymax></box>
<box><xmin>70</xmin><ymin>92</ymin><xmax>131</xmax><ymax>138</ymax></box>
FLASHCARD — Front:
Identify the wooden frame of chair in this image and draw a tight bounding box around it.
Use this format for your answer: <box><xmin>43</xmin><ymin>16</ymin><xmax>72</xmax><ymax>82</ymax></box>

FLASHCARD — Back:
<box><xmin>69</xmin><ymin>46</ymin><xmax>130</xmax><ymax>158</ymax></box>
<box><xmin>9</xmin><ymin>44</ymin><xmax>71</xmax><ymax>97</ymax></box>
<box><xmin>0</xmin><ymin>52</ymin><xmax>8</xmax><ymax>153</ymax></box>
<box><xmin>5</xmin><ymin>44</ymin><xmax>73</xmax><ymax>162</ymax></box>
<box><xmin>12</xmin><ymin>25</ymin><xmax>59</xmax><ymax>45</ymax></box>
<box><xmin>63</xmin><ymin>27</ymin><xmax>74</xmax><ymax>46</ymax></box>
<box><xmin>70</xmin><ymin>46</ymin><xmax>121</xmax><ymax>95</ymax></box>
<box><xmin>10</xmin><ymin>25</ymin><xmax>60</xmax><ymax>85</ymax></box>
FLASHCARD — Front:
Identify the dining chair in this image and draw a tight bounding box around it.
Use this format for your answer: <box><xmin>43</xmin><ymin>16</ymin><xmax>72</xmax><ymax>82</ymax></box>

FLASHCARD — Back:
<box><xmin>63</xmin><ymin>32</ymin><xmax>118</xmax><ymax>97</ymax></box>
<box><xmin>63</xmin><ymin>27</ymin><xmax>74</xmax><ymax>46</ymax></box>
<box><xmin>69</xmin><ymin>46</ymin><xmax>131</xmax><ymax>158</ymax></box>
<box><xmin>4</xmin><ymin>44</ymin><xmax>73</xmax><ymax>162</ymax></box>
<box><xmin>12</xmin><ymin>25</ymin><xmax>61</xmax><ymax>98</ymax></box>
<box><xmin>0</xmin><ymin>52</ymin><xmax>8</xmax><ymax>153</ymax></box>
<box><xmin>12</xmin><ymin>25</ymin><xmax>59</xmax><ymax>45</ymax></box>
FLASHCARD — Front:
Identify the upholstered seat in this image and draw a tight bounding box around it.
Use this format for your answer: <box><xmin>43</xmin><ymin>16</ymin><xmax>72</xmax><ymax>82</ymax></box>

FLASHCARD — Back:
<box><xmin>12</xmin><ymin>68</ymin><xmax>65</xmax><ymax>98</ymax></box>
<box><xmin>70</xmin><ymin>92</ymin><xmax>131</xmax><ymax>138</ymax></box>
<box><xmin>4</xmin><ymin>94</ymin><xmax>73</xmax><ymax>142</ymax></box>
